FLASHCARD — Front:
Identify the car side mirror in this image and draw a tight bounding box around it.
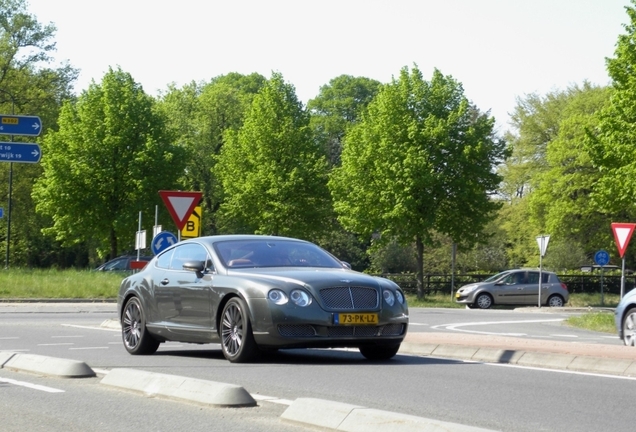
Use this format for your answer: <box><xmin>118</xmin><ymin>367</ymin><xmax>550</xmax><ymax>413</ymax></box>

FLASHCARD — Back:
<box><xmin>341</xmin><ymin>261</ymin><xmax>352</xmax><ymax>270</ymax></box>
<box><xmin>183</xmin><ymin>260</ymin><xmax>206</xmax><ymax>278</ymax></box>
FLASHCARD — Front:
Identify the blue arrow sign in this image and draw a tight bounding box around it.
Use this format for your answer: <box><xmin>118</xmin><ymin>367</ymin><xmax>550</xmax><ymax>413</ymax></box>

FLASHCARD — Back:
<box><xmin>594</xmin><ymin>250</ymin><xmax>610</xmax><ymax>266</ymax></box>
<box><xmin>0</xmin><ymin>115</ymin><xmax>42</xmax><ymax>136</ymax></box>
<box><xmin>151</xmin><ymin>231</ymin><xmax>178</xmax><ymax>255</ymax></box>
<box><xmin>0</xmin><ymin>142</ymin><xmax>41</xmax><ymax>163</ymax></box>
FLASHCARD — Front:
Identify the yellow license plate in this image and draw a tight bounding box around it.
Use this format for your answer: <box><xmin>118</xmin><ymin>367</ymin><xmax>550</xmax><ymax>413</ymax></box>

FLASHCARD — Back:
<box><xmin>455</xmin><ymin>292</ymin><xmax>460</xmax><ymax>298</ymax></box>
<box><xmin>336</xmin><ymin>313</ymin><xmax>378</xmax><ymax>325</ymax></box>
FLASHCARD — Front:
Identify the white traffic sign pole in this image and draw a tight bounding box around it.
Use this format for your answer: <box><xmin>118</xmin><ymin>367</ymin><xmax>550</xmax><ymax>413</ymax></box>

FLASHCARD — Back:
<box><xmin>536</xmin><ymin>235</ymin><xmax>550</xmax><ymax>308</ymax></box>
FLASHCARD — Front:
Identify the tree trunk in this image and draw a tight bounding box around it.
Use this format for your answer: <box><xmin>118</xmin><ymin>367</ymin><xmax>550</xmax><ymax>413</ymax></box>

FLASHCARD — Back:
<box><xmin>110</xmin><ymin>227</ymin><xmax>118</xmax><ymax>260</ymax></box>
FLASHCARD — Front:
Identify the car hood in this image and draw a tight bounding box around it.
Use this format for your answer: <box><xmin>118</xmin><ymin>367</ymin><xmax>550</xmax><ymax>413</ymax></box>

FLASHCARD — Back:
<box><xmin>226</xmin><ymin>267</ymin><xmax>387</xmax><ymax>290</ymax></box>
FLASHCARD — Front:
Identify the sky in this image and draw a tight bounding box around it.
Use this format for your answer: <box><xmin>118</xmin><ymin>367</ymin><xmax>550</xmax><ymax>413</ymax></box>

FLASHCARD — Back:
<box><xmin>25</xmin><ymin>0</ymin><xmax>632</xmax><ymax>132</ymax></box>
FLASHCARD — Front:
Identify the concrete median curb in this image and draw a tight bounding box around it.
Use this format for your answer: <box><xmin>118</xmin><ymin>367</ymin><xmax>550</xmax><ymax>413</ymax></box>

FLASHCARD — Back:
<box><xmin>281</xmin><ymin>397</ymin><xmax>496</xmax><ymax>432</ymax></box>
<box><xmin>399</xmin><ymin>342</ymin><xmax>636</xmax><ymax>377</ymax></box>
<box><xmin>100</xmin><ymin>368</ymin><xmax>257</xmax><ymax>407</ymax></box>
<box><xmin>0</xmin><ymin>352</ymin><xmax>96</xmax><ymax>378</ymax></box>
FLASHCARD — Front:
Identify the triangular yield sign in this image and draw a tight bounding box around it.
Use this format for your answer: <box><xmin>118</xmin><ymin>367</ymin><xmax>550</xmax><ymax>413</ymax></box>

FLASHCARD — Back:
<box><xmin>159</xmin><ymin>191</ymin><xmax>202</xmax><ymax>231</ymax></box>
<box><xmin>611</xmin><ymin>222</ymin><xmax>636</xmax><ymax>258</ymax></box>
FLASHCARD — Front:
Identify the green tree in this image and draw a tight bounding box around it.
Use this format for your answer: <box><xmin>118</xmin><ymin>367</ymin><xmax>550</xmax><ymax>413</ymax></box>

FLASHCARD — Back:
<box><xmin>529</xmin><ymin>84</ymin><xmax>611</xmax><ymax>261</ymax></box>
<box><xmin>0</xmin><ymin>0</ymin><xmax>79</xmax><ymax>267</ymax></box>
<box><xmin>215</xmin><ymin>72</ymin><xmax>331</xmax><ymax>239</ymax></box>
<box><xmin>307</xmin><ymin>75</ymin><xmax>381</xmax><ymax>166</ymax></box>
<box><xmin>32</xmin><ymin>67</ymin><xmax>186</xmax><ymax>260</ymax></box>
<box><xmin>157</xmin><ymin>73</ymin><xmax>266</xmax><ymax>235</ymax></box>
<box><xmin>586</xmin><ymin>1</ymin><xmax>636</xmax><ymax>239</ymax></box>
<box><xmin>330</xmin><ymin>66</ymin><xmax>507</xmax><ymax>297</ymax></box>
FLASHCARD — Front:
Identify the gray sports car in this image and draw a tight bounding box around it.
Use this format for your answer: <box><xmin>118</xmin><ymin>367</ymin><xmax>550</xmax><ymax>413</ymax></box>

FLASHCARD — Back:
<box><xmin>117</xmin><ymin>235</ymin><xmax>409</xmax><ymax>363</ymax></box>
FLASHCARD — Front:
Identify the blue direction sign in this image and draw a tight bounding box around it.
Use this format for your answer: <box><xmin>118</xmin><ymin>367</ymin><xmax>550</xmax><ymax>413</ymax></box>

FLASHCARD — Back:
<box><xmin>151</xmin><ymin>231</ymin><xmax>178</xmax><ymax>255</ymax></box>
<box><xmin>0</xmin><ymin>142</ymin><xmax>41</xmax><ymax>163</ymax></box>
<box><xmin>594</xmin><ymin>249</ymin><xmax>610</xmax><ymax>266</ymax></box>
<box><xmin>0</xmin><ymin>115</ymin><xmax>42</xmax><ymax>136</ymax></box>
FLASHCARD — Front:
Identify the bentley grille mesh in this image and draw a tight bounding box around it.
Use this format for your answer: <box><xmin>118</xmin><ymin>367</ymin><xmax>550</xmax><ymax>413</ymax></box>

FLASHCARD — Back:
<box><xmin>319</xmin><ymin>286</ymin><xmax>378</xmax><ymax>309</ymax></box>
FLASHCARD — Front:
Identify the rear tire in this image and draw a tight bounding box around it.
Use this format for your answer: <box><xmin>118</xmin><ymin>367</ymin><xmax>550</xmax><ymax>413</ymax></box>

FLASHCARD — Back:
<box><xmin>121</xmin><ymin>297</ymin><xmax>160</xmax><ymax>355</ymax></box>
<box><xmin>359</xmin><ymin>343</ymin><xmax>401</xmax><ymax>360</ymax></box>
<box><xmin>547</xmin><ymin>295</ymin><xmax>564</xmax><ymax>307</ymax></box>
<box><xmin>220</xmin><ymin>297</ymin><xmax>260</xmax><ymax>363</ymax></box>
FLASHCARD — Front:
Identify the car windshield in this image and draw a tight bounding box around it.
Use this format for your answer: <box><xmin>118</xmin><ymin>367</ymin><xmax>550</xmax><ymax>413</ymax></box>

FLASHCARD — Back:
<box><xmin>483</xmin><ymin>271</ymin><xmax>511</xmax><ymax>283</ymax></box>
<box><xmin>214</xmin><ymin>239</ymin><xmax>344</xmax><ymax>269</ymax></box>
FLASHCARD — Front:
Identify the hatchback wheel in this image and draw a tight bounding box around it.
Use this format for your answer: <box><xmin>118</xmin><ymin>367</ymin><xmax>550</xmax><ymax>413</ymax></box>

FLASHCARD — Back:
<box><xmin>359</xmin><ymin>343</ymin><xmax>401</xmax><ymax>360</ymax></box>
<box><xmin>474</xmin><ymin>293</ymin><xmax>493</xmax><ymax>309</ymax></box>
<box><xmin>122</xmin><ymin>297</ymin><xmax>160</xmax><ymax>355</ymax></box>
<box><xmin>220</xmin><ymin>297</ymin><xmax>260</xmax><ymax>362</ymax></box>
<box><xmin>623</xmin><ymin>308</ymin><xmax>636</xmax><ymax>347</ymax></box>
<box><xmin>547</xmin><ymin>295</ymin><xmax>564</xmax><ymax>308</ymax></box>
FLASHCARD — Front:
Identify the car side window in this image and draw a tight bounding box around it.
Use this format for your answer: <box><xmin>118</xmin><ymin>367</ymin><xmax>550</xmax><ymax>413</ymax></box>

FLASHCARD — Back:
<box><xmin>156</xmin><ymin>249</ymin><xmax>174</xmax><ymax>269</ymax></box>
<box><xmin>170</xmin><ymin>243</ymin><xmax>211</xmax><ymax>271</ymax></box>
<box><xmin>527</xmin><ymin>272</ymin><xmax>540</xmax><ymax>284</ymax></box>
<box><xmin>503</xmin><ymin>272</ymin><xmax>525</xmax><ymax>285</ymax></box>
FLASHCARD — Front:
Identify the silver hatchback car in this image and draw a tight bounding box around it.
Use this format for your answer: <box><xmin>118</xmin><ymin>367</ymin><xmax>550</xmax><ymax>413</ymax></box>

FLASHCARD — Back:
<box><xmin>455</xmin><ymin>269</ymin><xmax>569</xmax><ymax>309</ymax></box>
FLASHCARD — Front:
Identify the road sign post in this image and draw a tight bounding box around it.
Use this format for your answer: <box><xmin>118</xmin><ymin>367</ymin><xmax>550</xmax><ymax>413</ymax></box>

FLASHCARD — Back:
<box><xmin>0</xmin><ymin>112</ymin><xmax>43</xmax><ymax>269</ymax></box>
<box><xmin>594</xmin><ymin>250</ymin><xmax>610</xmax><ymax>305</ymax></box>
<box><xmin>536</xmin><ymin>235</ymin><xmax>550</xmax><ymax>308</ymax></box>
<box><xmin>611</xmin><ymin>223</ymin><xmax>636</xmax><ymax>298</ymax></box>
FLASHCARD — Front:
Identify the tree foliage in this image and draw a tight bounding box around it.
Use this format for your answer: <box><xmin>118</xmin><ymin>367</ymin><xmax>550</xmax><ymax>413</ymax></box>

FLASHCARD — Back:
<box><xmin>157</xmin><ymin>73</ymin><xmax>266</xmax><ymax>235</ymax></box>
<box><xmin>215</xmin><ymin>72</ymin><xmax>331</xmax><ymax>239</ymax></box>
<box><xmin>330</xmin><ymin>66</ymin><xmax>507</xmax><ymax>295</ymax></box>
<box><xmin>307</xmin><ymin>75</ymin><xmax>381</xmax><ymax>166</ymax></box>
<box><xmin>33</xmin><ymin>67</ymin><xmax>186</xmax><ymax>259</ymax></box>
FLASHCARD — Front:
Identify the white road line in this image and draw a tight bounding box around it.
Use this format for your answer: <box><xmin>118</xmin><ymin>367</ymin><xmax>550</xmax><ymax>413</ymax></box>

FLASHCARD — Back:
<box><xmin>52</xmin><ymin>335</ymin><xmax>84</xmax><ymax>338</ymax></box>
<box><xmin>61</xmin><ymin>324</ymin><xmax>118</xmax><ymax>332</ymax></box>
<box><xmin>431</xmin><ymin>318</ymin><xmax>564</xmax><ymax>336</ymax></box>
<box><xmin>37</xmin><ymin>343</ymin><xmax>74</xmax><ymax>346</ymax></box>
<box><xmin>0</xmin><ymin>337</ymin><xmax>19</xmax><ymax>340</ymax></box>
<box><xmin>550</xmin><ymin>334</ymin><xmax>578</xmax><ymax>338</ymax></box>
<box><xmin>408</xmin><ymin>323</ymin><xmax>428</xmax><ymax>326</ymax></box>
<box><xmin>0</xmin><ymin>377</ymin><xmax>64</xmax><ymax>393</ymax></box>
<box><xmin>69</xmin><ymin>347</ymin><xmax>108</xmax><ymax>350</ymax></box>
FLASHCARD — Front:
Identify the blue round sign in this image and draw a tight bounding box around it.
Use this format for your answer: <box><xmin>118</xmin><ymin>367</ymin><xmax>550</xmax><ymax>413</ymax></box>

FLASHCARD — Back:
<box><xmin>151</xmin><ymin>231</ymin><xmax>178</xmax><ymax>255</ymax></box>
<box><xmin>594</xmin><ymin>250</ymin><xmax>610</xmax><ymax>266</ymax></box>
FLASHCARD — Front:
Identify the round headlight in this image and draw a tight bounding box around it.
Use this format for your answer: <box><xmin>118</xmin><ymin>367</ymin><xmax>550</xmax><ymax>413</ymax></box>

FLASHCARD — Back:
<box><xmin>383</xmin><ymin>289</ymin><xmax>395</xmax><ymax>306</ymax></box>
<box><xmin>290</xmin><ymin>289</ymin><xmax>312</xmax><ymax>307</ymax></box>
<box><xmin>268</xmin><ymin>289</ymin><xmax>288</xmax><ymax>305</ymax></box>
<box><xmin>396</xmin><ymin>290</ymin><xmax>405</xmax><ymax>305</ymax></box>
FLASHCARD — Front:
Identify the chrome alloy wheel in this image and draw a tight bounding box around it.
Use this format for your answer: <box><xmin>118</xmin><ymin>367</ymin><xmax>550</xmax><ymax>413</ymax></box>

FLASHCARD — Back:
<box><xmin>475</xmin><ymin>293</ymin><xmax>492</xmax><ymax>309</ymax></box>
<box><xmin>624</xmin><ymin>309</ymin><xmax>636</xmax><ymax>347</ymax></box>
<box><xmin>222</xmin><ymin>302</ymin><xmax>244</xmax><ymax>356</ymax></box>
<box><xmin>123</xmin><ymin>300</ymin><xmax>142</xmax><ymax>350</ymax></box>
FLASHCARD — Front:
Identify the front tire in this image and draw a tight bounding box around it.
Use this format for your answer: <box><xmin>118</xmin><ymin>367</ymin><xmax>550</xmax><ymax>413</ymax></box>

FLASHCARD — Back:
<box><xmin>220</xmin><ymin>297</ymin><xmax>260</xmax><ymax>363</ymax></box>
<box><xmin>474</xmin><ymin>293</ymin><xmax>493</xmax><ymax>309</ymax></box>
<box><xmin>359</xmin><ymin>343</ymin><xmax>401</xmax><ymax>360</ymax></box>
<box><xmin>623</xmin><ymin>308</ymin><xmax>636</xmax><ymax>347</ymax></box>
<box><xmin>122</xmin><ymin>297</ymin><xmax>160</xmax><ymax>355</ymax></box>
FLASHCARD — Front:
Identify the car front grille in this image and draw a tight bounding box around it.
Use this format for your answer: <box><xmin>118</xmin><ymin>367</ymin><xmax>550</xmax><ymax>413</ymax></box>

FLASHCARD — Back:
<box><xmin>277</xmin><ymin>323</ymin><xmax>405</xmax><ymax>338</ymax></box>
<box><xmin>319</xmin><ymin>286</ymin><xmax>378</xmax><ymax>309</ymax></box>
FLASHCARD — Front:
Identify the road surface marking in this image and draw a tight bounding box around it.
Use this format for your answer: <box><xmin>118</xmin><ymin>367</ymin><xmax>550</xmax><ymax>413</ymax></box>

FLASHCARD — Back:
<box><xmin>0</xmin><ymin>377</ymin><xmax>64</xmax><ymax>393</ymax></box>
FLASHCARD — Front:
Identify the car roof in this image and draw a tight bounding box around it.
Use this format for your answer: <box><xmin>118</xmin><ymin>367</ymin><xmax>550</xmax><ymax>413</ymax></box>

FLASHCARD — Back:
<box><xmin>180</xmin><ymin>235</ymin><xmax>310</xmax><ymax>245</ymax></box>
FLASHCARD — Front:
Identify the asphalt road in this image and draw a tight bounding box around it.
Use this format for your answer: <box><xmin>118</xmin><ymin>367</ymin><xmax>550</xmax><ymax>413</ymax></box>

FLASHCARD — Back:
<box><xmin>1</xmin><ymin>305</ymin><xmax>634</xmax><ymax>432</ymax></box>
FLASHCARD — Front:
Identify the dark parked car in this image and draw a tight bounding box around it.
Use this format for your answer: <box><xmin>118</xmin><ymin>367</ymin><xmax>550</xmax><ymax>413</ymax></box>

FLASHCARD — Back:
<box><xmin>615</xmin><ymin>287</ymin><xmax>636</xmax><ymax>346</ymax></box>
<box><xmin>117</xmin><ymin>235</ymin><xmax>409</xmax><ymax>363</ymax></box>
<box><xmin>455</xmin><ymin>269</ymin><xmax>569</xmax><ymax>309</ymax></box>
<box><xmin>95</xmin><ymin>255</ymin><xmax>152</xmax><ymax>272</ymax></box>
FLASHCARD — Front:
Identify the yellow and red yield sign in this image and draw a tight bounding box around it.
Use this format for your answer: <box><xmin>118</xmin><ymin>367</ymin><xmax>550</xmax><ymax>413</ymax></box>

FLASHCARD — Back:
<box><xmin>159</xmin><ymin>190</ymin><xmax>202</xmax><ymax>231</ymax></box>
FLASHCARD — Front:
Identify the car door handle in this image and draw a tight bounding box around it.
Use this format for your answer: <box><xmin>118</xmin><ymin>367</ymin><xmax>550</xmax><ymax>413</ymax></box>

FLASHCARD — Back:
<box><xmin>161</xmin><ymin>278</ymin><xmax>169</xmax><ymax>285</ymax></box>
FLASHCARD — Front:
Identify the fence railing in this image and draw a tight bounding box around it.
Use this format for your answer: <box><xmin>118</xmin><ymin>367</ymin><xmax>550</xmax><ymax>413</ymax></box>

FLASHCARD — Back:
<box><xmin>376</xmin><ymin>273</ymin><xmax>636</xmax><ymax>296</ymax></box>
